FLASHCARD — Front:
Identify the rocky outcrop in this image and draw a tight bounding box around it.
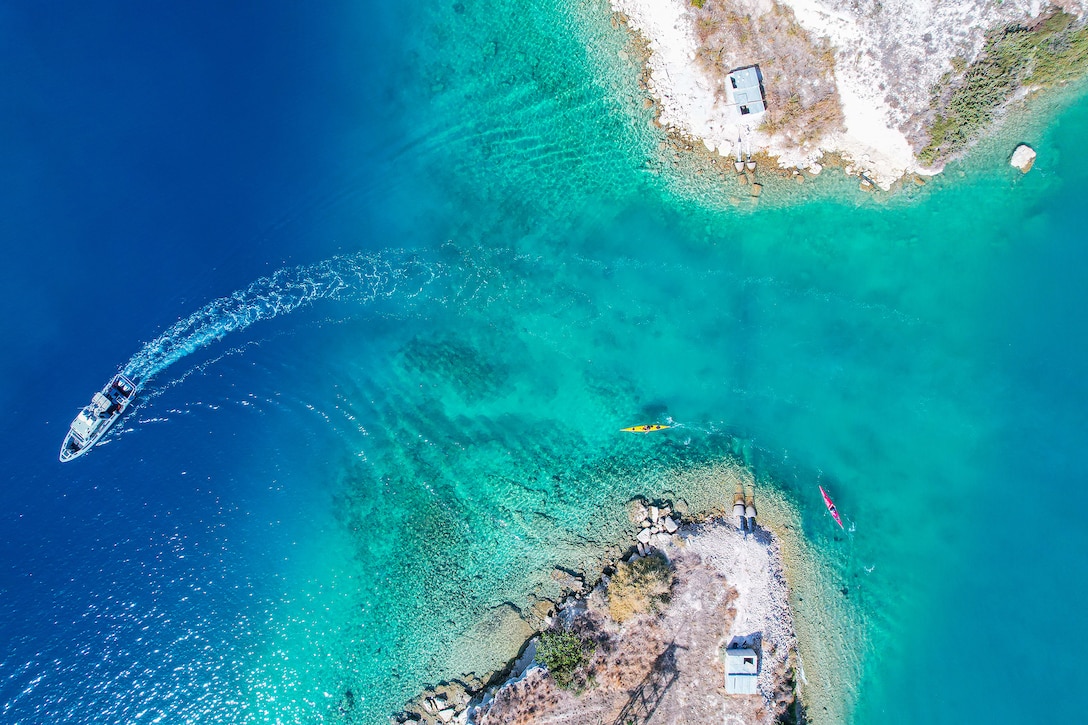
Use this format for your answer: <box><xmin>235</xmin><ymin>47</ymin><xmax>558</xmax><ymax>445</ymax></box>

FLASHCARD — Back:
<box><xmin>394</xmin><ymin>604</ymin><xmax>537</xmax><ymax>725</ymax></box>
<box><xmin>1010</xmin><ymin>144</ymin><xmax>1037</xmax><ymax>173</ymax></box>
<box><xmin>629</xmin><ymin>498</ymin><xmax>683</xmax><ymax>557</ymax></box>
<box><xmin>468</xmin><ymin>518</ymin><xmax>800</xmax><ymax>725</ymax></box>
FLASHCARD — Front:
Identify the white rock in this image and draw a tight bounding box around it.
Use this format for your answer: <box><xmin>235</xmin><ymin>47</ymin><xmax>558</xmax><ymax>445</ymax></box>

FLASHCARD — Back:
<box><xmin>438</xmin><ymin>708</ymin><xmax>456</xmax><ymax>723</ymax></box>
<box><xmin>653</xmin><ymin>533</ymin><xmax>672</xmax><ymax>549</ymax></box>
<box><xmin>650</xmin><ymin>505</ymin><xmax>659</xmax><ymax>522</ymax></box>
<box><xmin>637</xmin><ymin>528</ymin><xmax>653</xmax><ymax>544</ymax></box>
<box><xmin>1010</xmin><ymin>144</ymin><xmax>1036</xmax><ymax>173</ymax></box>
<box><xmin>663</xmin><ymin>516</ymin><xmax>678</xmax><ymax>534</ymax></box>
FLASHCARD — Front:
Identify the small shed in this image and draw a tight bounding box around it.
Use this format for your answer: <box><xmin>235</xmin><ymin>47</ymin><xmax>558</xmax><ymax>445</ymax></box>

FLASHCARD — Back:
<box><xmin>724</xmin><ymin>646</ymin><xmax>759</xmax><ymax>695</ymax></box>
<box><xmin>726</xmin><ymin>66</ymin><xmax>767</xmax><ymax>117</ymax></box>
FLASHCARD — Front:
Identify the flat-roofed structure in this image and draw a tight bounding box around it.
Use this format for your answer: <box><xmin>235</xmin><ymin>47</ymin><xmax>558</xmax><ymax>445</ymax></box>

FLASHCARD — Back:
<box><xmin>727</xmin><ymin>65</ymin><xmax>767</xmax><ymax>118</ymax></box>
<box><xmin>724</xmin><ymin>646</ymin><xmax>759</xmax><ymax>695</ymax></box>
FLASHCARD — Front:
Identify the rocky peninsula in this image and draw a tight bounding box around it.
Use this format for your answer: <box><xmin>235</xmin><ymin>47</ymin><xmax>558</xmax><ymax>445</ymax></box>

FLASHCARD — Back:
<box><xmin>610</xmin><ymin>0</ymin><xmax>1088</xmax><ymax>189</ymax></box>
<box><xmin>395</xmin><ymin>497</ymin><xmax>804</xmax><ymax>724</ymax></box>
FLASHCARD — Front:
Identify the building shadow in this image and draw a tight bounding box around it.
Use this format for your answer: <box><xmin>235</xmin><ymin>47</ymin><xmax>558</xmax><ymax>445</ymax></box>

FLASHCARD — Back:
<box><xmin>611</xmin><ymin>641</ymin><xmax>686</xmax><ymax>725</ymax></box>
<box><xmin>726</xmin><ymin>632</ymin><xmax>763</xmax><ymax>675</ymax></box>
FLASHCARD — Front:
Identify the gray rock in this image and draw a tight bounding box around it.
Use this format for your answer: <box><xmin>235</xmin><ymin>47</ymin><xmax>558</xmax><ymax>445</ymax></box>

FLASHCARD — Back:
<box><xmin>437</xmin><ymin>708</ymin><xmax>455</xmax><ymax>723</ymax></box>
<box><xmin>663</xmin><ymin>516</ymin><xmax>678</xmax><ymax>534</ymax></box>
<box><xmin>637</xmin><ymin>528</ymin><xmax>652</xmax><ymax>544</ymax></box>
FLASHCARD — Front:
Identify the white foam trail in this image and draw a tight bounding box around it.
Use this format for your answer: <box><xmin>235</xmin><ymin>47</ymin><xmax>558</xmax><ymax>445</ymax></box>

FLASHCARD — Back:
<box><xmin>121</xmin><ymin>250</ymin><xmax>442</xmax><ymax>383</ymax></box>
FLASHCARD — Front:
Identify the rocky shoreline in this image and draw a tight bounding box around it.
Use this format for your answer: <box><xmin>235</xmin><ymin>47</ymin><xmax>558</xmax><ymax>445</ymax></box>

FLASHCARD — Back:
<box><xmin>394</xmin><ymin>494</ymin><xmax>803</xmax><ymax>724</ymax></box>
<box><xmin>609</xmin><ymin>0</ymin><xmax>1086</xmax><ymax>190</ymax></box>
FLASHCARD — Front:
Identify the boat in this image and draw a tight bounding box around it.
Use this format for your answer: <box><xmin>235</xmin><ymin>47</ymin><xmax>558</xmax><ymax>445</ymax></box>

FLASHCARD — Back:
<box><xmin>819</xmin><ymin>485</ymin><xmax>844</xmax><ymax>529</ymax></box>
<box><xmin>620</xmin><ymin>424</ymin><xmax>670</xmax><ymax>433</ymax></box>
<box><xmin>59</xmin><ymin>374</ymin><xmax>136</xmax><ymax>462</ymax></box>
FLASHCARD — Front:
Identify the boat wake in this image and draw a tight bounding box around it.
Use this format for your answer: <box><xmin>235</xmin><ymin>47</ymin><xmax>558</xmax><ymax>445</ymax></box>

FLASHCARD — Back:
<box><xmin>121</xmin><ymin>249</ymin><xmax>444</xmax><ymax>384</ymax></box>
<box><xmin>63</xmin><ymin>244</ymin><xmax>521</xmax><ymax>457</ymax></box>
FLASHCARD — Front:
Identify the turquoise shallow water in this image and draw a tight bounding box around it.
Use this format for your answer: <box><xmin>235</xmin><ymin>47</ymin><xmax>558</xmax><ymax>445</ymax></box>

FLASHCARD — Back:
<box><xmin>4</xmin><ymin>0</ymin><xmax>1088</xmax><ymax>722</ymax></box>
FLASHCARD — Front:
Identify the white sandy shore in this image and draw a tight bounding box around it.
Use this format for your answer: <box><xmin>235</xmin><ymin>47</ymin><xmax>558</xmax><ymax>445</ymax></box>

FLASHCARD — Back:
<box><xmin>611</xmin><ymin>0</ymin><xmax>1080</xmax><ymax>189</ymax></box>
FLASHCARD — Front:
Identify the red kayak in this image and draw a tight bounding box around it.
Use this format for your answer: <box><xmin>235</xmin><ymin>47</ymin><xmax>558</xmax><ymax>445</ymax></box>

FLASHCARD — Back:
<box><xmin>819</xmin><ymin>486</ymin><xmax>844</xmax><ymax>529</ymax></box>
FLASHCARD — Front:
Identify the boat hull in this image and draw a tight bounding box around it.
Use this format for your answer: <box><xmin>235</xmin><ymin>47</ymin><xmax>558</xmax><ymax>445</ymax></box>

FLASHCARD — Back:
<box><xmin>59</xmin><ymin>374</ymin><xmax>136</xmax><ymax>462</ymax></box>
<box><xmin>819</xmin><ymin>485</ymin><xmax>845</xmax><ymax>529</ymax></box>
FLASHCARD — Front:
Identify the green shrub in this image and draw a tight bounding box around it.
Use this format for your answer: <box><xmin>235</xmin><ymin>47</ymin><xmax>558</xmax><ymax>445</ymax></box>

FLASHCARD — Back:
<box><xmin>538</xmin><ymin>630</ymin><xmax>594</xmax><ymax>690</ymax></box>
<box><xmin>921</xmin><ymin>12</ymin><xmax>1088</xmax><ymax>165</ymax></box>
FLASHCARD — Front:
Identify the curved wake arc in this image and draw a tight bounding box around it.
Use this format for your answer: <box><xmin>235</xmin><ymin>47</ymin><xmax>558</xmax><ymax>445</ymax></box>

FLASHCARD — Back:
<box><xmin>121</xmin><ymin>250</ymin><xmax>444</xmax><ymax>384</ymax></box>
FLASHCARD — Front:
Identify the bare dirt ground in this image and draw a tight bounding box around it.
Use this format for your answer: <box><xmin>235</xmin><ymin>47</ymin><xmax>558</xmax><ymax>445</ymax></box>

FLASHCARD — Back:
<box><xmin>471</xmin><ymin>522</ymin><xmax>799</xmax><ymax>725</ymax></box>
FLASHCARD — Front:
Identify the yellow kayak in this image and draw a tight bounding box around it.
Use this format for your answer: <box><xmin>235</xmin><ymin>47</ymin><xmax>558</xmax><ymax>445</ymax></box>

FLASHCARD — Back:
<box><xmin>620</xmin><ymin>424</ymin><xmax>670</xmax><ymax>433</ymax></box>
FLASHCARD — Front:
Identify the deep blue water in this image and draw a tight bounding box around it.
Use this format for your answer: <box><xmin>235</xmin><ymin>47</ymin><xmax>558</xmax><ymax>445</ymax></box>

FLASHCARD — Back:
<box><xmin>3</xmin><ymin>1</ymin><xmax>1088</xmax><ymax>723</ymax></box>
<box><xmin>0</xmin><ymin>2</ymin><xmax>415</xmax><ymax>720</ymax></box>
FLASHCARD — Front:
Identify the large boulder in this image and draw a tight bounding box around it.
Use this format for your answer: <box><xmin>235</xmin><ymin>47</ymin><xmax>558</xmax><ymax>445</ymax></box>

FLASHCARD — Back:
<box><xmin>1010</xmin><ymin>144</ymin><xmax>1037</xmax><ymax>173</ymax></box>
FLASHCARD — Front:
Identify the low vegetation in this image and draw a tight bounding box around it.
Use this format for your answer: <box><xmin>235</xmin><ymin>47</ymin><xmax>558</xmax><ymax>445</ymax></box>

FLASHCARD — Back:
<box><xmin>691</xmin><ymin>0</ymin><xmax>844</xmax><ymax>144</ymax></box>
<box><xmin>537</xmin><ymin>630</ymin><xmax>595</xmax><ymax>690</ymax></box>
<box><xmin>921</xmin><ymin>11</ymin><xmax>1088</xmax><ymax>165</ymax></box>
<box><xmin>607</xmin><ymin>552</ymin><xmax>674</xmax><ymax>623</ymax></box>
